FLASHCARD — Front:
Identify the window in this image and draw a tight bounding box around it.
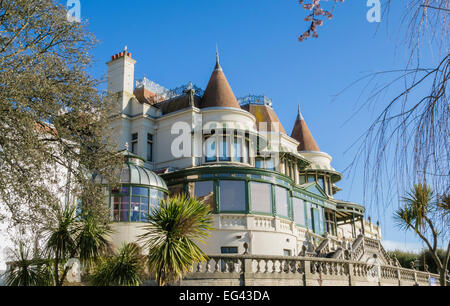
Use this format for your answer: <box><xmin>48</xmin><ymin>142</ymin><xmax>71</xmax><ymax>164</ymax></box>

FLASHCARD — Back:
<box><xmin>307</xmin><ymin>174</ymin><xmax>315</xmax><ymax>183</ymax></box>
<box><xmin>219</xmin><ymin>136</ymin><xmax>231</xmax><ymax>161</ymax></box>
<box><xmin>220</xmin><ymin>247</ymin><xmax>238</xmax><ymax>272</ymax></box>
<box><xmin>275</xmin><ymin>186</ymin><xmax>289</xmax><ymax>217</ymax></box>
<box><xmin>255</xmin><ymin>158</ymin><xmax>275</xmax><ymax>171</ymax></box>
<box><xmin>205</xmin><ymin>135</ymin><xmax>217</xmax><ymax>162</ymax></box>
<box><xmin>192</xmin><ymin>181</ymin><xmax>215</xmax><ymax>211</ymax></box>
<box><xmin>318</xmin><ymin>176</ymin><xmax>326</xmax><ymax>193</ymax></box>
<box><xmin>221</xmin><ymin>247</ymin><xmax>238</xmax><ymax>254</ymax></box>
<box><xmin>266</xmin><ymin>158</ymin><xmax>275</xmax><ymax>171</ymax></box>
<box><xmin>147</xmin><ymin>134</ymin><xmax>153</xmax><ymax>162</ymax></box>
<box><xmin>293</xmin><ymin>197</ymin><xmax>305</xmax><ymax>226</ymax></box>
<box><xmin>311</xmin><ymin>207</ymin><xmax>320</xmax><ymax>233</ymax></box>
<box><xmin>325</xmin><ymin>210</ymin><xmax>337</xmax><ymax>236</ymax></box>
<box><xmin>233</xmin><ymin>137</ymin><xmax>242</xmax><ymax>162</ymax></box>
<box><xmin>283</xmin><ymin>249</ymin><xmax>292</xmax><ymax>256</ymax></box>
<box><xmin>250</xmin><ymin>182</ymin><xmax>272</xmax><ymax>214</ymax></box>
<box><xmin>243</xmin><ymin>139</ymin><xmax>250</xmax><ymax>164</ymax></box>
<box><xmin>219</xmin><ymin>180</ymin><xmax>246</xmax><ymax>212</ymax></box>
<box><xmin>112</xmin><ymin>186</ymin><xmax>164</xmax><ymax>222</ymax></box>
<box><xmin>255</xmin><ymin>158</ymin><xmax>264</xmax><ymax>169</ymax></box>
<box><xmin>131</xmin><ymin>133</ymin><xmax>138</xmax><ymax>154</ymax></box>
<box><xmin>299</xmin><ymin>175</ymin><xmax>306</xmax><ymax>184</ymax></box>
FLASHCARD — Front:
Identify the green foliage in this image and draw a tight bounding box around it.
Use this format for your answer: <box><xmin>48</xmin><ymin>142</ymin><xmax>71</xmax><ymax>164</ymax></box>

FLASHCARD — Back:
<box><xmin>43</xmin><ymin>204</ymin><xmax>112</xmax><ymax>286</ymax></box>
<box><xmin>394</xmin><ymin>183</ymin><xmax>449</xmax><ymax>286</ymax></box>
<box><xmin>3</xmin><ymin>242</ymin><xmax>54</xmax><ymax>286</ymax></box>
<box><xmin>139</xmin><ymin>195</ymin><xmax>213</xmax><ymax>286</ymax></box>
<box><xmin>389</xmin><ymin>249</ymin><xmax>449</xmax><ymax>275</ymax></box>
<box><xmin>0</xmin><ymin>0</ymin><xmax>122</xmax><ymax>229</ymax></box>
<box><xmin>394</xmin><ymin>184</ymin><xmax>434</xmax><ymax>232</ymax></box>
<box><xmin>418</xmin><ymin>249</ymin><xmax>449</xmax><ymax>275</ymax></box>
<box><xmin>389</xmin><ymin>250</ymin><xmax>419</xmax><ymax>269</ymax></box>
<box><xmin>89</xmin><ymin>243</ymin><xmax>144</xmax><ymax>286</ymax></box>
<box><xmin>75</xmin><ymin>213</ymin><xmax>113</xmax><ymax>267</ymax></box>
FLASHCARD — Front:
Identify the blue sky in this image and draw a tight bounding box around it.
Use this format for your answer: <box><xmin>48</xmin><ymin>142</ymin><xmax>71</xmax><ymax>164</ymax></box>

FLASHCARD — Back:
<box><xmin>71</xmin><ymin>0</ymin><xmax>439</xmax><ymax>251</ymax></box>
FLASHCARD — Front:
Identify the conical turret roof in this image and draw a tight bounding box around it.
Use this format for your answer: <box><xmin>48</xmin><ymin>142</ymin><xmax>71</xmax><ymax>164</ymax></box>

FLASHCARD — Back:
<box><xmin>201</xmin><ymin>52</ymin><xmax>241</xmax><ymax>109</ymax></box>
<box><xmin>291</xmin><ymin>106</ymin><xmax>320</xmax><ymax>152</ymax></box>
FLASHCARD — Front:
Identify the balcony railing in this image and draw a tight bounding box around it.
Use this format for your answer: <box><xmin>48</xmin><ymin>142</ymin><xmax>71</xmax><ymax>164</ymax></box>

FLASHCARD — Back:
<box><xmin>181</xmin><ymin>255</ymin><xmax>440</xmax><ymax>286</ymax></box>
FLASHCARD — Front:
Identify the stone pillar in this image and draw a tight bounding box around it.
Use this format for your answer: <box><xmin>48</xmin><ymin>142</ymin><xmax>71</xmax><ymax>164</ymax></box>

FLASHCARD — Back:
<box><xmin>348</xmin><ymin>262</ymin><xmax>355</xmax><ymax>286</ymax></box>
<box><xmin>303</xmin><ymin>260</ymin><xmax>312</xmax><ymax>286</ymax></box>
<box><xmin>396</xmin><ymin>267</ymin><xmax>402</xmax><ymax>286</ymax></box>
<box><xmin>243</xmin><ymin>258</ymin><xmax>253</xmax><ymax>286</ymax></box>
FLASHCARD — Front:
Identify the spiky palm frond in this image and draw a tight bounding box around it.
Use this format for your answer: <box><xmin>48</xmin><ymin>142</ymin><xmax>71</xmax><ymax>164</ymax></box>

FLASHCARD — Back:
<box><xmin>3</xmin><ymin>243</ymin><xmax>51</xmax><ymax>286</ymax></box>
<box><xmin>44</xmin><ymin>205</ymin><xmax>78</xmax><ymax>261</ymax></box>
<box><xmin>75</xmin><ymin>214</ymin><xmax>113</xmax><ymax>267</ymax></box>
<box><xmin>138</xmin><ymin>195</ymin><xmax>213</xmax><ymax>286</ymax></box>
<box><xmin>89</xmin><ymin>243</ymin><xmax>144</xmax><ymax>286</ymax></box>
<box><xmin>396</xmin><ymin>183</ymin><xmax>434</xmax><ymax>231</ymax></box>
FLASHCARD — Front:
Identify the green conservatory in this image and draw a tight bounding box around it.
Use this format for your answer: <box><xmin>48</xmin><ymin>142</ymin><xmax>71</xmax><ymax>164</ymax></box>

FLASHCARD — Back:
<box><xmin>93</xmin><ymin>151</ymin><xmax>169</xmax><ymax>223</ymax></box>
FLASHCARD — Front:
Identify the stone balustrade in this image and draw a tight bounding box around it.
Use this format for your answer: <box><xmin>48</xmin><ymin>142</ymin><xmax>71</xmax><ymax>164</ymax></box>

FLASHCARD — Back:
<box><xmin>181</xmin><ymin>255</ymin><xmax>440</xmax><ymax>286</ymax></box>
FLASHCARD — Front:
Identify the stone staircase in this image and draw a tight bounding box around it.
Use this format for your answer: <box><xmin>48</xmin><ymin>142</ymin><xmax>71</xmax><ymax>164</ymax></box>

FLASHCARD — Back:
<box><xmin>311</xmin><ymin>234</ymin><xmax>395</xmax><ymax>266</ymax></box>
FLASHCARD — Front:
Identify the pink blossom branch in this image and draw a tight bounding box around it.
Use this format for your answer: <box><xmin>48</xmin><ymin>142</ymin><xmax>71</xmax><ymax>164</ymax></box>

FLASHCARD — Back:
<box><xmin>298</xmin><ymin>0</ymin><xmax>344</xmax><ymax>42</ymax></box>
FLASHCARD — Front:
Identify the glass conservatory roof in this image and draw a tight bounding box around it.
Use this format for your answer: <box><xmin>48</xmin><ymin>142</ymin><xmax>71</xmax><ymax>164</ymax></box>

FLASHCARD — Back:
<box><xmin>93</xmin><ymin>151</ymin><xmax>168</xmax><ymax>191</ymax></box>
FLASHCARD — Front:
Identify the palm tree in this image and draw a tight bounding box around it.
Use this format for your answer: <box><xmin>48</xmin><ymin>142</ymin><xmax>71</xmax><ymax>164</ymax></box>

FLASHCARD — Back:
<box><xmin>4</xmin><ymin>242</ymin><xmax>40</xmax><ymax>286</ymax></box>
<box><xmin>139</xmin><ymin>195</ymin><xmax>213</xmax><ymax>286</ymax></box>
<box><xmin>45</xmin><ymin>205</ymin><xmax>78</xmax><ymax>286</ymax></box>
<box><xmin>394</xmin><ymin>183</ymin><xmax>450</xmax><ymax>286</ymax></box>
<box><xmin>44</xmin><ymin>204</ymin><xmax>112</xmax><ymax>286</ymax></box>
<box><xmin>89</xmin><ymin>243</ymin><xmax>144</xmax><ymax>286</ymax></box>
<box><xmin>3</xmin><ymin>242</ymin><xmax>53</xmax><ymax>286</ymax></box>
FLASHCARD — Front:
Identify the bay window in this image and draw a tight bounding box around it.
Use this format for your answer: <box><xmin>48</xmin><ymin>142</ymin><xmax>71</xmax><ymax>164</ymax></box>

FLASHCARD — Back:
<box><xmin>275</xmin><ymin>186</ymin><xmax>289</xmax><ymax>217</ymax></box>
<box><xmin>219</xmin><ymin>180</ymin><xmax>246</xmax><ymax>212</ymax></box>
<box><xmin>250</xmin><ymin>182</ymin><xmax>272</xmax><ymax>214</ymax></box>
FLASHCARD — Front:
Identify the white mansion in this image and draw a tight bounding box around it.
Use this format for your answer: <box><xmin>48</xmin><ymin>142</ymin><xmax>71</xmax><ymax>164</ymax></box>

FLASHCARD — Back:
<box><xmin>102</xmin><ymin>47</ymin><xmax>384</xmax><ymax>262</ymax></box>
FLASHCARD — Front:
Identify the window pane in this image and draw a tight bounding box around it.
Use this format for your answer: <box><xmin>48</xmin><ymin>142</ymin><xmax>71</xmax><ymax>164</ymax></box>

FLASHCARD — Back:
<box><xmin>120</xmin><ymin>210</ymin><xmax>129</xmax><ymax>222</ymax></box>
<box><xmin>307</xmin><ymin>175</ymin><xmax>315</xmax><ymax>183</ymax></box>
<box><xmin>192</xmin><ymin>181</ymin><xmax>215</xmax><ymax>211</ymax></box>
<box><xmin>233</xmin><ymin>137</ymin><xmax>242</xmax><ymax>161</ymax></box>
<box><xmin>312</xmin><ymin>208</ymin><xmax>321</xmax><ymax>234</ymax></box>
<box><xmin>255</xmin><ymin>158</ymin><xmax>264</xmax><ymax>169</ymax></box>
<box><xmin>306</xmin><ymin>202</ymin><xmax>312</xmax><ymax>229</ymax></box>
<box><xmin>243</xmin><ymin>140</ymin><xmax>249</xmax><ymax>164</ymax></box>
<box><xmin>299</xmin><ymin>175</ymin><xmax>306</xmax><ymax>184</ymax></box>
<box><xmin>219</xmin><ymin>136</ymin><xmax>231</xmax><ymax>161</ymax></box>
<box><xmin>150</xmin><ymin>189</ymin><xmax>160</xmax><ymax>209</ymax></box>
<box><xmin>205</xmin><ymin>136</ymin><xmax>216</xmax><ymax>162</ymax></box>
<box><xmin>141</xmin><ymin>198</ymin><xmax>149</xmax><ymax>222</ymax></box>
<box><xmin>132</xmin><ymin>187</ymin><xmax>149</xmax><ymax>197</ymax></box>
<box><xmin>147</xmin><ymin>142</ymin><xmax>153</xmax><ymax>161</ymax></box>
<box><xmin>130</xmin><ymin>197</ymin><xmax>140</xmax><ymax>222</ymax></box>
<box><xmin>219</xmin><ymin>181</ymin><xmax>246</xmax><ymax>212</ymax></box>
<box><xmin>318</xmin><ymin>176</ymin><xmax>325</xmax><ymax>192</ymax></box>
<box><xmin>193</xmin><ymin>181</ymin><xmax>214</xmax><ymax>198</ymax></box>
<box><xmin>275</xmin><ymin>186</ymin><xmax>289</xmax><ymax>217</ymax></box>
<box><xmin>221</xmin><ymin>247</ymin><xmax>238</xmax><ymax>254</ymax></box>
<box><xmin>293</xmin><ymin>197</ymin><xmax>305</xmax><ymax>226</ymax></box>
<box><xmin>250</xmin><ymin>182</ymin><xmax>272</xmax><ymax>214</ymax></box>
<box><xmin>266</xmin><ymin>159</ymin><xmax>275</xmax><ymax>171</ymax></box>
